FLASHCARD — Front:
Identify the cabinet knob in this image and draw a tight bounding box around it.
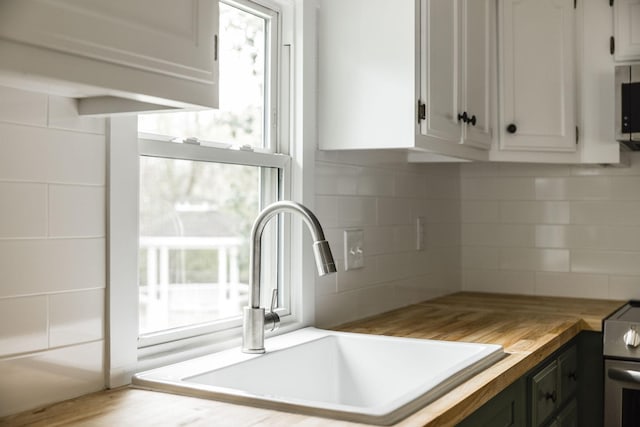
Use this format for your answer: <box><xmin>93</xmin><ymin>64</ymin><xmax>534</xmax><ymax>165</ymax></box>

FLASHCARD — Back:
<box><xmin>544</xmin><ymin>391</ymin><xmax>557</xmax><ymax>403</ymax></box>
<box><xmin>568</xmin><ymin>371</ymin><xmax>577</xmax><ymax>381</ymax></box>
<box><xmin>507</xmin><ymin>123</ymin><xmax>517</xmax><ymax>134</ymax></box>
<box><xmin>468</xmin><ymin>115</ymin><xmax>477</xmax><ymax>126</ymax></box>
<box><xmin>458</xmin><ymin>112</ymin><xmax>468</xmax><ymax>123</ymax></box>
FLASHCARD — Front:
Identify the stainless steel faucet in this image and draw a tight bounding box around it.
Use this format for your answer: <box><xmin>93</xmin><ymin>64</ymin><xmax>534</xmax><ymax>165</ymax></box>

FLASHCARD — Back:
<box><xmin>242</xmin><ymin>201</ymin><xmax>336</xmax><ymax>354</ymax></box>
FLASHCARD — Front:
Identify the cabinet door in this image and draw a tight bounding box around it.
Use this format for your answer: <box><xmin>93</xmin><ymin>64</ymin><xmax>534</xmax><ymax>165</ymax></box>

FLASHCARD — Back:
<box><xmin>499</xmin><ymin>0</ymin><xmax>576</xmax><ymax>152</ymax></box>
<box><xmin>421</xmin><ymin>0</ymin><xmax>462</xmax><ymax>143</ymax></box>
<box><xmin>456</xmin><ymin>378</ymin><xmax>526</xmax><ymax>427</ymax></box>
<box><xmin>460</xmin><ymin>0</ymin><xmax>494</xmax><ymax>149</ymax></box>
<box><xmin>557</xmin><ymin>345</ymin><xmax>578</xmax><ymax>404</ymax></box>
<box><xmin>0</xmin><ymin>0</ymin><xmax>217</xmax><ymax>85</ymax></box>
<box><xmin>531</xmin><ymin>361</ymin><xmax>558</xmax><ymax>427</ymax></box>
<box><xmin>614</xmin><ymin>0</ymin><xmax>640</xmax><ymax>61</ymax></box>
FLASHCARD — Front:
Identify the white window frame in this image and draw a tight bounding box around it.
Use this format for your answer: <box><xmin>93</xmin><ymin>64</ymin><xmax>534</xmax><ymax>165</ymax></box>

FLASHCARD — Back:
<box><xmin>106</xmin><ymin>0</ymin><xmax>319</xmax><ymax>388</ymax></box>
<box><xmin>136</xmin><ymin>138</ymin><xmax>291</xmax><ymax>350</ymax></box>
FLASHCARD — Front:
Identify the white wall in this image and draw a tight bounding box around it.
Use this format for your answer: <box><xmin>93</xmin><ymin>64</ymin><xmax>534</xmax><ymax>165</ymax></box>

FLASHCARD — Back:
<box><xmin>0</xmin><ymin>86</ymin><xmax>106</xmax><ymax>417</ymax></box>
<box><xmin>313</xmin><ymin>151</ymin><xmax>462</xmax><ymax>327</ymax></box>
<box><xmin>460</xmin><ymin>159</ymin><xmax>640</xmax><ymax>300</ymax></box>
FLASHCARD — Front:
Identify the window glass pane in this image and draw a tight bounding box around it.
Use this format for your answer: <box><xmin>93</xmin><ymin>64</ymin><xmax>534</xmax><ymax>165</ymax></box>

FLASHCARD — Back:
<box><xmin>138</xmin><ymin>3</ymin><xmax>267</xmax><ymax>148</ymax></box>
<box><xmin>138</xmin><ymin>156</ymin><xmax>264</xmax><ymax>335</ymax></box>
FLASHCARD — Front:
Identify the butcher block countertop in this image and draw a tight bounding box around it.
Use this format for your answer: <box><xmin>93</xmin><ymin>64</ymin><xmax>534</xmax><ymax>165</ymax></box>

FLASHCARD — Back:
<box><xmin>0</xmin><ymin>292</ymin><xmax>625</xmax><ymax>427</ymax></box>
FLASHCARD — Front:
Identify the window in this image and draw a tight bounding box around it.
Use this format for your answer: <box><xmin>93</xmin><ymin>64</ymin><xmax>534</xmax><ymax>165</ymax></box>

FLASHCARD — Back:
<box><xmin>136</xmin><ymin>0</ymin><xmax>290</xmax><ymax>347</ymax></box>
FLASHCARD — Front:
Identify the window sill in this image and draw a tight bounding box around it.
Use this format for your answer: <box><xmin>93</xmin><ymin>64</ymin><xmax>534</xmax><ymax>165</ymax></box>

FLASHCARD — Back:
<box><xmin>134</xmin><ymin>315</ymin><xmax>306</xmax><ymax>375</ymax></box>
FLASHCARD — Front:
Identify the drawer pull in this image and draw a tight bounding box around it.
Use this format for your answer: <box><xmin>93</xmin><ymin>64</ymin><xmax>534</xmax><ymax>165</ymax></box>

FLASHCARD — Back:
<box><xmin>544</xmin><ymin>391</ymin><xmax>557</xmax><ymax>403</ymax></box>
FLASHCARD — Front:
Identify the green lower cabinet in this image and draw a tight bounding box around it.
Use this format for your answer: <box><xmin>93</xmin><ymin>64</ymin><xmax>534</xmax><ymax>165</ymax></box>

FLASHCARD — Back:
<box><xmin>458</xmin><ymin>332</ymin><xmax>603</xmax><ymax>427</ymax></box>
<box><xmin>456</xmin><ymin>378</ymin><xmax>526</xmax><ymax>427</ymax></box>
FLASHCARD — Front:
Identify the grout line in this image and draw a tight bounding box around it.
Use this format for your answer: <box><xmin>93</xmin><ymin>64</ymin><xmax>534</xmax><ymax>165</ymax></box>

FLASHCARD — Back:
<box><xmin>45</xmin><ymin>183</ymin><xmax>50</xmax><ymax>238</ymax></box>
<box><xmin>0</xmin><ymin>287</ymin><xmax>106</xmax><ymax>301</ymax></box>
<box><xmin>0</xmin><ymin>339</ymin><xmax>104</xmax><ymax>362</ymax></box>
<box><xmin>46</xmin><ymin>294</ymin><xmax>51</xmax><ymax>349</ymax></box>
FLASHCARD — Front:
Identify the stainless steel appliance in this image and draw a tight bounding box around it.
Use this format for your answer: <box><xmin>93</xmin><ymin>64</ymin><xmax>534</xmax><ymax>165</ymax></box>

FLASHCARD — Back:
<box><xmin>616</xmin><ymin>65</ymin><xmax>640</xmax><ymax>150</ymax></box>
<box><xmin>604</xmin><ymin>302</ymin><xmax>640</xmax><ymax>426</ymax></box>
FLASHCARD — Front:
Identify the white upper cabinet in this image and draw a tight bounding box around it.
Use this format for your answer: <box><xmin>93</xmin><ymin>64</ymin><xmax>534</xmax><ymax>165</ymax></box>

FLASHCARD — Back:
<box><xmin>497</xmin><ymin>0</ymin><xmax>577</xmax><ymax>153</ymax></box>
<box><xmin>490</xmin><ymin>0</ymin><xmax>619</xmax><ymax>164</ymax></box>
<box><xmin>421</xmin><ymin>0</ymin><xmax>495</xmax><ymax>151</ymax></box>
<box><xmin>318</xmin><ymin>0</ymin><xmax>491</xmax><ymax>161</ymax></box>
<box><xmin>0</xmin><ymin>0</ymin><xmax>219</xmax><ymax>114</ymax></box>
<box><xmin>614</xmin><ymin>0</ymin><xmax>640</xmax><ymax>61</ymax></box>
<box><xmin>320</xmin><ymin>0</ymin><xmax>619</xmax><ymax>164</ymax></box>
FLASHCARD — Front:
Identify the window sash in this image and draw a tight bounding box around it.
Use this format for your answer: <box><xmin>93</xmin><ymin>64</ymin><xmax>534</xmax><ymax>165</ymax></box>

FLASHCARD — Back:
<box><xmin>136</xmin><ymin>137</ymin><xmax>291</xmax><ymax>349</ymax></box>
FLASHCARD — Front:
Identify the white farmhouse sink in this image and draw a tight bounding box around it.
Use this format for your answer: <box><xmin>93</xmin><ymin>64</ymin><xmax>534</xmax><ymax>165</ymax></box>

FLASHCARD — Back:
<box><xmin>133</xmin><ymin>328</ymin><xmax>504</xmax><ymax>425</ymax></box>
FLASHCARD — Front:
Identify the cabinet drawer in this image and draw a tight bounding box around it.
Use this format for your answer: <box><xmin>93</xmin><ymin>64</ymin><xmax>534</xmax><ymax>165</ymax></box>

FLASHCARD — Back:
<box><xmin>557</xmin><ymin>345</ymin><xmax>578</xmax><ymax>404</ymax></box>
<box><xmin>531</xmin><ymin>361</ymin><xmax>558</xmax><ymax>426</ymax></box>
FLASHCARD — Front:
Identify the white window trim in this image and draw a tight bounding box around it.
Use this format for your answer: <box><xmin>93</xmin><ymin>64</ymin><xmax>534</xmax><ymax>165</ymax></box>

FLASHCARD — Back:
<box><xmin>107</xmin><ymin>0</ymin><xmax>320</xmax><ymax>388</ymax></box>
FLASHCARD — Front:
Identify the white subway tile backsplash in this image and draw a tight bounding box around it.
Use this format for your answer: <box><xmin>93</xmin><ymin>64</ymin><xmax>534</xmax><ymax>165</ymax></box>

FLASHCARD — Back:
<box><xmin>571</xmin><ymin>250</ymin><xmax>640</xmax><ymax>276</ymax></box>
<box><xmin>500</xmin><ymin>248</ymin><xmax>569</xmax><ymax>272</ymax></box>
<box><xmin>393</xmin><ymin>225</ymin><xmax>416</xmax><ymax>252</ymax></box>
<box><xmin>426</xmin><ymin>176</ymin><xmax>460</xmax><ymax>200</ymax></box>
<box><xmin>395</xmin><ymin>172</ymin><xmax>426</xmax><ymax>198</ymax></box>
<box><xmin>0</xmin><ymin>238</ymin><xmax>105</xmax><ymax>298</ymax></box>
<box><xmin>461</xmin><ymin>157</ymin><xmax>640</xmax><ymax>301</ymax></box>
<box><xmin>535</xmin><ymin>225</ymin><xmax>569</xmax><ymax>248</ymax></box>
<box><xmin>609</xmin><ymin>276</ymin><xmax>640</xmax><ymax>300</ymax></box>
<box><xmin>500</xmin><ymin>201</ymin><xmax>570</xmax><ymax>224</ymax></box>
<box><xmin>0</xmin><ymin>183</ymin><xmax>47</xmax><ymax>238</ymax></box>
<box><xmin>357</xmin><ymin>171</ymin><xmax>395</xmax><ymax>197</ymax></box>
<box><xmin>0</xmin><ymin>296</ymin><xmax>48</xmax><ymax>356</ymax></box>
<box><xmin>49</xmin><ymin>289</ymin><xmax>104</xmax><ymax>347</ymax></box>
<box><xmin>608</xmin><ymin>177</ymin><xmax>640</xmax><ymax>200</ymax></box>
<box><xmin>567</xmin><ymin>177</ymin><xmax>611</xmax><ymax>200</ymax></box>
<box><xmin>462</xmin><ymin>246</ymin><xmax>500</xmax><ymax>270</ymax></box>
<box><xmin>48</xmin><ymin>185</ymin><xmax>105</xmax><ymax>237</ymax></box>
<box><xmin>377</xmin><ymin>197</ymin><xmax>411</xmax><ymax>225</ymax></box>
<box><xmin>499</xmin><ymin>163</ymin><xmax>570</xmax><ymax>177</ymax></box>
<box><xmin>461</xmin><ymin>201</ymin><xmax>500</xmax><ymax>223</ymax></box>
<box><xmin>0</xmin><ymin>89</ymin><xmax>108</xmax><ymax>417</ymax></box>
<box><xmin>535</xmin><ymin>272</ymin><xmax>609</xmax><ymax>299</ymax></box>
<box><xmin>0</xmin><ymin>124</ymin><xmax>106</xmax><ymax>185</ymax></box>
<box><xmin>571</xmin><ymin>201</ymin><xmax>640</xmax><ymax>225</ymax></box>
<box><xmin>427</xmin><ymin>223</ymin><xmax>460</xmax><ymax>248</ymax></box>
<box><xmin>0</xmin><ymin>341</ymin><xmax>104</xmax><ymax>417</ymax></box>
<box><xmin>0</xmin><ymin>86</ymin><xmax>48</xmax><ymax>127</ymax></box>
<box><xmin>314</xmin><ymin>196</ymin><xmax>339</xmax><ymax>228</ymax></box>
<box><xmin>363</xmin><ymin>226</ymin><xmax>395</xmax><ymax>256</ymax></box>
<box><xmin>462</xmin><ymin>269</ymin><xmax>535</xmax><ymax>295</ymax></box>
<box><xmin>535</xmin><ymin>177</ymin><xmax>568</xmax><ymax>201</ymax></box>
<box><xmin>336</xmin><ymin>258</ymin><xmax>379</xmax><ymax>292</ymax></box>
<box><xmin>338</xmin><ymin>197</ymin><xmax>377</xmax><ymax>227</ymax></box>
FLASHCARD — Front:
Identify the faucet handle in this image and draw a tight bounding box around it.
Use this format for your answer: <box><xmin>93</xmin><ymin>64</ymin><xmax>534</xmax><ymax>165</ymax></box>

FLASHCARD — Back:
<box><xmin>264</xmin><ymin>288</ymin><xmax>280</xmax><ymax>332</ymax></box>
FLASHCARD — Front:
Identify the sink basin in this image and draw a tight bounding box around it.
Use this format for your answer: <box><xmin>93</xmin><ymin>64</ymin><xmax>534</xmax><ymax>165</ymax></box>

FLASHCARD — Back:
<box><xmin>133</xmin><ymin>328</ymin><xmax>504</xmax><ymax>425</ymax></box>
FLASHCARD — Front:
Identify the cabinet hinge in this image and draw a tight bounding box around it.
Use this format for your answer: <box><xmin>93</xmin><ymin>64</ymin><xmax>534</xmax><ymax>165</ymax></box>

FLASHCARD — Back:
<box><xmin>610</xmin><ymin>36</ymin><xmax>615</xmax><ymax>55</ymax></box>
<box><xmin>418</xmin><ymin>100</ymin><xmax>426</xmax><ymax>123</ymax></box>
<box><xmin>576</xmin><ymin>126</ymin><xmax>580</xmax><ymax>144</ymax></box>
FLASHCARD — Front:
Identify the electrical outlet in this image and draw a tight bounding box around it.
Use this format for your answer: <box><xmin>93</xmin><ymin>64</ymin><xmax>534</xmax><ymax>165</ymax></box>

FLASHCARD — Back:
<box><xmin>344</xmin><ymin>229</ymin><xmax>364</xmax><ymax>270</ymax></box>
<box><xmin>416</xmin><ymin>217</ymin><xmax>426</xmax><ymax>251</ymax></box>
